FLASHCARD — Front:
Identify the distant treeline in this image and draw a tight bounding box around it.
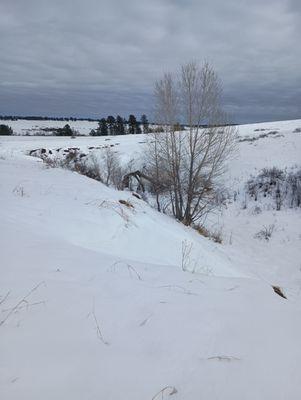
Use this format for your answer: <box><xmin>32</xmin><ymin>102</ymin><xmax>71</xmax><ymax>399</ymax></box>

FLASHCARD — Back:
<box><xmin>88</xmin><ymin>114</ymin><xmax>170</xmax><ymax>136</ymax></box>
<box><xmin>58</xmin><ymin>115</ymin><xmax>173</xmax><ymax>136</ymax></box>
<box><xmin>0</xmin><ymin>115</ymin><xmax>99</xmax><ymax>121</ymax></box>
<box><xmin>0</xmin><ymin>113</ymin><xmax>186</xmax><ymax>136</ymax></box>
<box><xmin>1</xmin><ymin>114</ymin><xmax>234</xmax><ymax>136</ymax></box>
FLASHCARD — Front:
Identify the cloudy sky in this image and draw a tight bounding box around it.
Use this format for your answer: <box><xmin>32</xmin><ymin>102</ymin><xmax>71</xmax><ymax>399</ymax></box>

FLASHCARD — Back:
<box><xmin>0</xmin><ymin>0</ymin><xmax>300</xmax><ymax>123</ymax></box>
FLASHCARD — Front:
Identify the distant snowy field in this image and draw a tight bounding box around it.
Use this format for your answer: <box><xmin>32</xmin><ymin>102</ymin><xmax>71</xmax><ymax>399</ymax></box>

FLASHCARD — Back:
<box><xmin>3</xmin><ymin>116</ymin><xmax>300</xmax><ymax>137</ymax></box>
<box><xmin>1</xmin><ymin>119</ymin><xmax>301</xmax><ymax>399</ymax></box>
<box><xmin>1</xmin><ymin>119</ymin><xmax>99</xmax><ymax>136</ymax></box>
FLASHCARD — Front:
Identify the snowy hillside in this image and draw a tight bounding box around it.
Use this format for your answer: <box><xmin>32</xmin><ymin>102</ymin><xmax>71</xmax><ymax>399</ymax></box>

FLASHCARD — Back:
<box><xmin>1</xmin><ymin>119</ymin><xmax>301</xmax><ymax>399</ymax></box>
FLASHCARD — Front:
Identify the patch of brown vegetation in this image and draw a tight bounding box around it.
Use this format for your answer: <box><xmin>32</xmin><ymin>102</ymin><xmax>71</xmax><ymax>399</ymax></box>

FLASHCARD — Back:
<box><xmin>194</xmin><ymin>225</ymin><xmax>222</xmax><ymax>244</ymax></box>
<box><xmin>272</xmin><ymin>286</ymin><xmax>287</xmax><ymax>299</ymax></box>
<box><xmin>119</xmin><ymin>199</ymin><xmax>134</xmax><ymax>208</ymax></box>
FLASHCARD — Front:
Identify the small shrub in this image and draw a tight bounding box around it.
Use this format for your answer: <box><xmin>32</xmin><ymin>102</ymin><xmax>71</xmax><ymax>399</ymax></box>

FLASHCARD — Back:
<box><xmin>195</xmin><ymin>225</ymin><xmax>211</xmax><ymax>238</ymax></box>
<box><xmin>211</xmin><ymin>231</ymin><xmax>223</xmax><ymax>244</ymax></box>
<box><xmin>254</xmin><ymin>224</ymin><xmax>275</xmax><ymax>241</ymax></box>
<box><xmin>259</xmin><ymin>167</ymin><xmax>284</xmax><ymax>182</ymax></box>
<box><xmin>246</xmin><ymin>167</ymin><xmax>301</xmax><ymax>210</ymax></box>
<box><xmin>293</xmin><ymin>128</ymin><xmax>301</xmax><ymax>133</ymax></box>
<box><xmin>0</xmin><ymin>124</ymin><xmax>13</xmax><ymax>135</ymax></box>
<box><xmin>12</xmin><ymin>185</ymin><xmax>26</xmax><ymax>197</ymax></box>
<box><xmin>74</xmin><ymin>159</ymin><xmax>103</xmax><ymax>182</ymax></box>
<box><xmin>43</xmin><ymin>156</ymin><xmax>62</xmax><ymax>168</ymax></box>
<box><xmin>31</xmin><ymin>146</ymin><xmax>125</xmax><ymax>189</ymax></box>
<box><xmin>239</xmin><ymin>130</ymin><xmax>279</xmax><ymax>143</ymax></box>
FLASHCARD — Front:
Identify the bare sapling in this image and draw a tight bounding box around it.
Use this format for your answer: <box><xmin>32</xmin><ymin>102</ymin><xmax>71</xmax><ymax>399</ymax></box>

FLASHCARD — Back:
<box><xmin>143</xmin><ymin>61</ymin><xmax>237</xmax><ymax>225</ymax></box>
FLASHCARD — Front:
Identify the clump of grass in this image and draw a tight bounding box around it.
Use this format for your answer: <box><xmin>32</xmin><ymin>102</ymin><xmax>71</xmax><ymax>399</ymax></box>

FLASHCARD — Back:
<box><xmin>194</xmin><ymin>225</ymin><xmax>223</xmax><ymax>243</ymax></box>
<box><xmin>254</xmin><ymin>224</ymin><xmax>275</xmax><ymax>241</ymax></box>
<box><xmin>119</xmin><ymin>199</ymin><xmax>134</xmax><ymax>208</ymax></box>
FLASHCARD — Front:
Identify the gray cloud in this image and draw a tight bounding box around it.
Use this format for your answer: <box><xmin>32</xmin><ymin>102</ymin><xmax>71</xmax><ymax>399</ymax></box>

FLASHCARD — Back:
<box><xmin>0</xmin><ymin>0</ymin><xmax>300</xmax><ymax>122</ymax></box>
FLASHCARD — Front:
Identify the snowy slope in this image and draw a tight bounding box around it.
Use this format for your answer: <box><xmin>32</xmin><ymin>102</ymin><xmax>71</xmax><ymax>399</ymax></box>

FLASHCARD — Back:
<box><xmin>1</xmin><ymin>119</ymin><xmax>301</xmax><ymax>399</ymax></box>
<box><xmin>0</xmin><ymin>156</ymin><xmax>238</xmax><ymax>276</ymax></box>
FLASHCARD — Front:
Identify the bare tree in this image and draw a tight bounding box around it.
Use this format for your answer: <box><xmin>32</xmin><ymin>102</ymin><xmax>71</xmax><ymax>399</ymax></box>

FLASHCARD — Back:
<box><xmin>144</xmin><ymin>61</ymin><xmax>237</xmax><ymax>225</ymax></box>
<box><xmin>89</xmin><ymin>148</ymin><xmax>123</xmax><ymax>189</ymax></box>
<box><xmin>154</xmin><ymin>72</ymin><xmax>179</xmax><ymax>128</ymax></box>
<box><xmin>102</xmin><ymin>147</ymin><xmax>122</xmax><ymax>187</ymax></box>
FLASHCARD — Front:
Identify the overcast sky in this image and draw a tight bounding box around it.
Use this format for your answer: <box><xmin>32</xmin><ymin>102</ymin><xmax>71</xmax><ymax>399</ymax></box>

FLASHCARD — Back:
<box><xmin>0</xmin><ymin>0</ymin><xmax>300</xmax><ymax>123</ymax></box>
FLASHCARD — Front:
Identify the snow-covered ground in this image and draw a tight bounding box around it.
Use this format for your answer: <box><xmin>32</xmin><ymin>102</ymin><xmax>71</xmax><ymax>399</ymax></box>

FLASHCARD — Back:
<box><xmin>0</xmin><ymin>119</ymin><xmax>99</xmax><ymax>136</ymax></box>
<box><xmin>0</xmin><ymin>118</ymin><xmax>156</xmax><ymax>136</ymax></box>
<box><xmin>1</xmin><ymin>119</ymin><xmax>301</xmax><ymax>399</ymax></box>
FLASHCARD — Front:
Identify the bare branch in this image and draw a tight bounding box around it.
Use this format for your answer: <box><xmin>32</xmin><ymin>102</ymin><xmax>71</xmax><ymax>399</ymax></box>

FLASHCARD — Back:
<box><xmin>91</xmin><ymin>302</ymin><xmax>109</xmax><ymax>345</ymax></box>
<box><xmin>0</xmin><ymin>282</ymin><xmax>45</xmax><ymax>326</ymax></box>
<box><xmin>151</xmin><ymin>386</ymin><xmax>178</xmax><ymax>400</ymax></box>
<box><xmin>0</xmin><ymin>291</ymin><xmax>10</xmax><ymax>306</ymax></box>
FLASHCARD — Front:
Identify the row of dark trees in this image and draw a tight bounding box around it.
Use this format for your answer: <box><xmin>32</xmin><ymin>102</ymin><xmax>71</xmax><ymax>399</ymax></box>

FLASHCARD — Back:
<box><xmin>0</xmin><ymin>114</ymin><xmax>150</xmax><ymax>136</ymax></box>
<box><xmin>0</xmin><ymin>115</ymin><xmax>98</xmax><ymax>122</ymax></box>
<box><xmin>90</xmin><ymin>114</ymin><xmax>149</xmax><ymax>136</ymax></box>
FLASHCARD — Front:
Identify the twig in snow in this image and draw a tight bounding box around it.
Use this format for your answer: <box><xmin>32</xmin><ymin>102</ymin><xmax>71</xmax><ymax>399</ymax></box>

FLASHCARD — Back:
<box><xmin>2</xmin><ymin>301</ymin><xmax>46</xmax><ymax>313</ymax></box>
<box><xmin>152</xmin><ymin>386</ymin><xmax>178</xmax><ymax>399</ymax></box>
<box><xmin>225</xmin><ymin>285</ymin><xmax>239</xmax><ymax>291</ymax></box>
<box><xmin>92</xmin><ymin>303</ymin><xmax>109</xmax><ymax>345</ymax></box>
<box><xmin>139</xmin><ymin>313</ymin><xmax>153</xmax><ymax>327</ymax></box>
<box><xmin>158</xmin><ymin>285</ymin><xmax>197</xmax><ymax>296</ymax></box>
<box><xmin>0</xmin><ymin>282</ymin><xmax>45</xmax><ymax>326</ymax></box>
<box><xmin>181</xmin><ymin>240</ymin><xmax>193</xmax><ymax>271</ymax></box>
<box><xmin>109</xmin><ymin>261</ymin><xmax>142</xmax><ymax>280</ymax></box>
<box><xmin>0</xmin><ymin>291</ymin><xmax>10</xmax><ymax>306</ymax></box>
<box><xmin>126</xmin><ymin>264</ymin><xmax>142</xmax><ymax>280</ymax></box>
<box><xmin>188</xmin><ymin>278</ymin><xmax>205</xmax><ymax>284</ymax></box>
<box><xmin>12</xmin><ymin>184</ymin><xmax>27</xmax><ymax>197</ymax></box>
<box><xmin>207</xmin><ymin>355</ymin><xmax>240</xmax><ymax>362</ymax></box>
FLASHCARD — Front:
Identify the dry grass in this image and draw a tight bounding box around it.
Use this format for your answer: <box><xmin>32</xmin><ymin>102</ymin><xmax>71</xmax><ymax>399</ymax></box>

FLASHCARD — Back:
<box><xmin>151</xmin><ymin>386</ymin><xmax>177</xmax><ymax>399</ymax></box>
<box><xmin>272</xmin><ymin>285</ymin><xmax>287</xmax><ymax>299</ymax></box>
<box><xmin>195</xmin><ymin>225</ymin><xmax>223</xmax><ymax>243</ymax></box>
<box><xmin>119</xmin><ymin>199</ymin><xmax>134</xmax><ymax>208</ymax></box>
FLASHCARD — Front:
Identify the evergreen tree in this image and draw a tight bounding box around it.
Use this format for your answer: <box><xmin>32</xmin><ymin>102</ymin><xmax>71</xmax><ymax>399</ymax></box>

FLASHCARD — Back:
<box><xmin>128</xmin><ymin>114</ymin><xmax>138</xmax><ymax>134</ymax></box>
<box><xmin>0</xmin><ymin>124</ymin><xmax>13</xmax><ymax>135</ymax></box>
<box><xmin>89</xmin><ymin>129</ymin><xmax>97</xmax><ymax>136</ymax></box>
<box><xmin>106</xmin><ymin>115</ymin><xmax>116</xmax><ymax>135</ymax></box>
<box><xmin>141</xmin><ymin>114</ymin><xmax>149</xmax><ymax>133</ymax></box>
<box><xmin>99</xmin><ymin>118</ymin><xmax>108</xmax><ymax>136</ymax></box>
<box><xmin>116</xmin><ymin>115</ymin><xmax>125</xmax><ymax>135</ymax></box>
<box><xmin>56</xmin><ymin>124</ymin><xmax>73</xmax><ymax>136</ymax></box>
